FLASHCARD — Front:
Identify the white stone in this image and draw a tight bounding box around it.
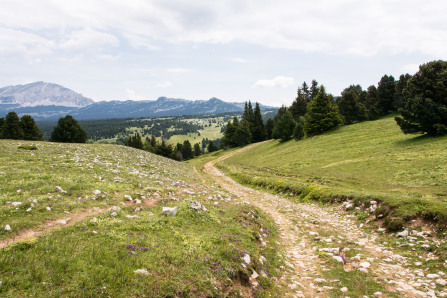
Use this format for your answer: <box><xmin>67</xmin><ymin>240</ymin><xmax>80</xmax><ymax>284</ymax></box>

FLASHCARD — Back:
<box><xmin>251</xmin><ymin>270</ymin><xmax>259</xmax><ymax>279</ymax></box>
<box><xmin>134</xmin><ymin>269</ymin><xmax>149</xmax><ymax>275</ymax></box>
<box><xmin>415</xmin><ymin>262</ymin><xmax>423</xmax><ymax>266</ymax></box>
<box><xmin>427</xmin><ymin>274</ymin><xmax>440</xmax><ymax>279</ymax></box>
<box><xmin>124</xmin><ymin>195</ymin><xmax>133</xmax><ymax>201</ymax></box>
<box><xmin>315</xmin><ymin>278</ymin><xmax>327</xmax><ymax>283</ymax></box>
<box><xmin>345</xmin><ymin>203</ymin><xmax>354</xmax><ymax>210</ymax></box>
<box><xmin>135</xmin><ymin>199</ymin><xmax>142</xmax><ymax>204</ymax></box>
<box><xmin>340</xmin><ymin>287</ymin><xmax>348</xmax><ymax>292</ymax></box>
<box><xmin>4</xmin><ymin>224</ymin><xmax>11</xmax><ymax>231</ymax></box>
<box><xmin>57</xmin><ymin>220</ymin><xmax>67</xmax><ymax>225</ymax></box>
<box><xmin>92</xmin><ymin>230</ymin><xmax>98</xmax><ymax>234</ymax></box>
<box><xmin>373</xmin><ymin>292</ymin><xmax>383</xmax><ymax>297</ymax></box>
<box><xmin>243</xmin><ymin>254</ymin><xmax>251</xmax><ymax>264</ymax></box>
<box><xmin>333</xmin><ymin>256</ymin><xmax>344</xmax><ymax>263</ymax></box>
<box><xmin>110</xmin><ymin>212</ymin><xmax>117</xmax><ymax>217</ymax></box>
<box><xmin>359</xmin><ymin>268</ymin><xmax>368</xmax><ymax>273</ymax></box>
<box><xmin>93</xmin><ymin>190</ymin><xmax>101</xmax><ymax>195</ymax></box>
<box><xmin>26</xmin><ymin>208</ymin><xmax>32</xmax><ymax>212</ymax></box>
<box><xmin>126</xmin><ymin>215</ymin><xmax>138</xmax><ymax>218</ymax></box>
<box><xmin>360</xmin><ymin>262</ymin><xmax>371</xmax><ymax>268</ymax></box>
<box><xmin>161</xmin><ymin>206</ymin><xmax>177</xmax><ymax>216</ymax></box>
<box><xmin>11</xmin><ymin>202</ymin><xmax>22</xmax><ymax>206</ymax></box>
<box><xmin>110</xmin><ymin>206</ymin><xmax>120</xmax><ymax>211</ymax></box>
<box><xmin>397</xmin><ymin>230</ymin><xmax>409</xmax><ymax>237</ymax></box>
<box><xmin>436</xmin><ymin>279</ymin><xmax>447</xmax><ymax>285</ymax></box>
<box><xmin>46</xmin><ymin>207</ymin><xmax>51</xmax><ymax>211</ymax></box>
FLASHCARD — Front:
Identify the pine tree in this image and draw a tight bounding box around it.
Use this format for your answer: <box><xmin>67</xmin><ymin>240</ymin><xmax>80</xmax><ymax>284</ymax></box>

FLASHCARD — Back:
<box><xmin>181</xmin><ymin>140</ymin><xmax>194</xmax><ymax>160</ymax></box>
<box><xmin>293</xmin><ymin>121</ymin><xmax>304</xmax><ymax>140</ymax></box>
<box><xmin>393</xmin><ymin>74</ymin><xmax>412</xmax><ymax>110</ymax></box>
<box><xmin>233</xmin><ymin>120</ymin><xmax>252</xmax><ymax>146</ymax></box>
<box><xmin>377</xmin><ymin>75</ymin><xmax>396</xmax><ymax>115</ymax></box>
<box><xmin>221</xmin><ymin>117</ymin><xmax>239</xmax><ymax>148</ymax></box>
<box><xmin>2</xmin><ymin>111</ymin><xmax>23</xmax><ymax>140</ymax></box>
<box><xmin>0</xmin><ymin>117</ymin><xmax>4</xmax><ymax>138</ymax></box>
<box><xmin>310</xmin><ymin>80</ymin><xmax>319</xmax><ymax>100</ymax></box>
<box><xmin>20</xmin><ymin>115</ymin><xmax>44</xmax><ymax>141</ymax></box>
<box><xmin>252</xmin><ymin>102</ymin><xmax>267</xmax><ymax>142</ymax></box>
<box><xmin>304</xmin><ymin>86</ymin><xmax>343</xmax><ymax>136</ymax></box>
<box><xmin>337</xmin><ymin>89</ymin><xmax>367</xmax><ymax>124</ymax></box>
<box><xmin>265</xmin><ymin>118</ymin><xmax>274</xmax><ymax>139</ymax></box>
<box><xmin>395</xmin><ymin>60</ymin><xmax>447</xmax><ymax>135</ymax></box>
<box><xmin>272</xmin><ymin>110</ymin><xmax>296</xmax><ymax>141</ymax></box>
<box><xmin>364</xmin><ymin>85</ymin><xmax>381</xmax><ymax>120</ymax></box>
<box><xmin>193</xmin><ymin>143</ymin><xmax>201</xmax><ymax>156</ymax></box>
<box><xmin>289</xmin><ymin>88</ymin><xmax>308</xmax><ymax>122</ymax></box>
<box><xmin>207</xmin><ymin>141</ymin><xmax>218</xmax><ymax>153</ymax></box>
<box><xmin>50</xmin><ymin>115</ymin><xmax>87</xmax><ymax>143</ymax></box>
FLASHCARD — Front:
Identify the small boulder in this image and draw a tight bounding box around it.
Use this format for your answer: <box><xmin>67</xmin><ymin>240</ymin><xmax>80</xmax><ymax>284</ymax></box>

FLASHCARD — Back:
<box><xmin>360</xmin><ymin>262</ymin><xmax>371</xmax><ymax>268</ymax></box>
<box><xmin>4</xmin><ymin>224</ymin><xmax>11</xmax><ymax>231</ymax></box>
<box><xmin>190</xmin><ymin>201</ymin><xmax>208</xmax><ymax>212</ymax></box>
<box><xmin>134</xmin><ymin>269</ymin><xmax>149</xmax><ymax>275</ymax></box>
<box><xmin>397</xmin><ymin>230</ymin><xmax>409</xmax><ymax>237</ymax></box>
<box><xmin>161</xmin><ymin>206</ymin><xmax>177</xmax><ymax>216</ymax></box>
<box><xmin>111</xmin><ymin>212</ymin><xmax>118</xmax><ymax>217</ymax></box>
<box><xmin>340</xmin><ymin>287</ymin><xmax>348</xmax><ymax>293</ymax></box>
<box><xmin>242</xmin><ymin>254</ymin><xmax>251</xmax><ymax>264</ymax></box>
<box><xmin>93</xmin><ymin>190</ymin><xmax>101</xmax><ymax>195</ymax></box>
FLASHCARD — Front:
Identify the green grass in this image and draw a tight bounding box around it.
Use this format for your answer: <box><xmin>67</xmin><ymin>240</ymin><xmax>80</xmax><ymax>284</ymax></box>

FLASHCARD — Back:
<box><xmin>0</xmin><ymin>140</ymin><xmax>283</xmax><ymax>296</ymax></box>
<box><xmin>218</xmin><ymin>115</ymin><xmax>447</xmax><ymax>230</ymax></box>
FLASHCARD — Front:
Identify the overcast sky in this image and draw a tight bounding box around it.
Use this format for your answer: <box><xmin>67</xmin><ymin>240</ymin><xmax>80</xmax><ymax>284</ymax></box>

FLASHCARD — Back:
<box><xmin>0</xmin><ymin>0</ymin><xmax>445</xmax><ymax>106</ymax></box>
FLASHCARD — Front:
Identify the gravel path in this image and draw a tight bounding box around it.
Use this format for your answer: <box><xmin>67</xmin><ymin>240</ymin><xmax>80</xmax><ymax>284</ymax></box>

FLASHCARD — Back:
<box><xmin>203</xmin><ymin>144</ymin><xmax>447</xmax><ymax>297</ymax></box>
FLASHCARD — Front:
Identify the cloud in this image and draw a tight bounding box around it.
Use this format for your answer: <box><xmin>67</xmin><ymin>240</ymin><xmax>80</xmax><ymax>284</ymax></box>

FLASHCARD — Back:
<box><xmin>166</xmin><ymin>68</ymin><xmax>191</xmax><ymax>73</ymax></box>
<box><xmin>230</xmin><ymin>58</ymin><xmax>249</xmax><ymax>63</ymax></box>
<box><xmin>59</xmin><ymin>28</ymin><xmax>119</xmax><ymax>51</ymax></box>
<box><xmin>155</xmin><ymin>82</ymin><xmax>173</xmax><ymax>88</ymax></box>
<box><xmin>253</xmin><ymin>76</ymin><xmax>295</xmax><ymax>88</ymax></box>
<box><xmin>125</xmin><ymin>88</ymin><xmax>146</xmax><ymax>101</ymax></box>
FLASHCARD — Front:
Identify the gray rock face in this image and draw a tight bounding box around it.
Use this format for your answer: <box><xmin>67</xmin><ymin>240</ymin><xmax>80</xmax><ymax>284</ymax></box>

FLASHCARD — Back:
<box><xmin>190</xmin><ymin>201</ymin><xmax>207</xmax><ymax>212</ymax></box>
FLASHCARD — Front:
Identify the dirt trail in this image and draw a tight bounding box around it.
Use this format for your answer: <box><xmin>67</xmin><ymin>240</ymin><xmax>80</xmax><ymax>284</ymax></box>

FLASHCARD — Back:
<box><xmin>203</xmin><ymin>143</ymin><xmax>443</xmax><ymax>297</ymax></box>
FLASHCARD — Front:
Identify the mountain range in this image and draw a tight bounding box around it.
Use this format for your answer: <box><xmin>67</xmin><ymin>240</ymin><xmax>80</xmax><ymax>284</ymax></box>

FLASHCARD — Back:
<box><xmin>0</xmin><ymin>82</ymin><xmax>274</xmax><ymax>120</ymax></box>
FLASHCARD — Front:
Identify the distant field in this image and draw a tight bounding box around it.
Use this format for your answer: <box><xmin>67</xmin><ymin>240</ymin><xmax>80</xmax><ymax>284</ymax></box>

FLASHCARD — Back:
<box><xmin>218</xmin><ymin>116</ymin><xmax>447</xmax><ymax>228</ymax></box>
<box><xmin>0</xmin><ymin>140</ymin><xmax>281</xmax><ymax>296</ymax></box>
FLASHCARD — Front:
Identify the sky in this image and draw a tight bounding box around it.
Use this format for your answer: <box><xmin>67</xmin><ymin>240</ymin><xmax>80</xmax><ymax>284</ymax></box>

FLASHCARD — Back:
<box><xmin>0</xmin><ymin>0</ymin><xmax>446</xmax><ymax>107</ymax></box>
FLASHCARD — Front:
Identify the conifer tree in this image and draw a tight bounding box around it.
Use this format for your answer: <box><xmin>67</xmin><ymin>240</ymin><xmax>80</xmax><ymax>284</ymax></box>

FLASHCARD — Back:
<box><xmin>252</xmin><ymin>102</ymin><xmax>267</xmax><ymax>142</ymax></box>
<box><xmin>193</xmin><ymin>143</ymin><xmax>201</xmax><ymax>156</ymax></box>
<box><xmin>221</xmin><ymin>116</ymin><xmax>239</xmax><ymax>148</ymax></box>
<box><xmin>0</xmin><ymin>117</ymin><xmax>5</xmax><ymax>138</ymax></box>
<box><xmin>310</xmin><ymin>80</ymin><xmax>319</xmax><ymax>100</ymax></box>
<box><xmin>393</xmin><ymin>74</ymin><xmax>412</xmax><ymax>110</ymax></box>
<box><xmin>364</xmin><ymin>85</ymin><xmax>381</xmax><ymax>120</ymax></box>
<box><xmin>377</xmin><ymin>75</ymin><xmax>396</xmax><ymax>115</ymax></box>
<box><xmin>304</xmin><ymin>86</ymin><xmax>343</xmax><ymax>136</ymax></box>
<box><xmin>50</xmin><ymin>115</ymin><xmax>87</xmax><ymax>143</ymax></box>
<box><xmin>20</xmin><ymin>115</ymin><xmax>44</xmax><ymax>141</ymax></box>
<box><xmin>207</xmin><ymin>141</ymin><xmax>218</xmax><ymax>153</ymax></box>
<box><xmin>181</xmin><ymin>140</ymin><xmax>194</xmax><ymax>160</ymax></box>
<box><xmin>2</xmin><ymin>111</ymin><xmax>23</xmax><ymax>140</ymax></box>
<box><xmin>272</xmin><ymin>110</ymin><xmax>296</xmax><ymax>141</ymax></box>
<box><xmin>233</xmin><ymin>120</ymin><xmax>252</xmax><ymax>146</ymax></box>
<box><xmin>265</xmin><ymin>118</ymin><xmax>274</xmax><ymax>139</ymax></box>
<box><xmin>337</xmin><ymin>89</ymin><xmax>367</xmax><ymax>124</ymax></box>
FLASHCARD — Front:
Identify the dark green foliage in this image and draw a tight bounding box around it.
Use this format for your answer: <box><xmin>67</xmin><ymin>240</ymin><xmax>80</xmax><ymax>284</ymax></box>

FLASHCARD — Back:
<box><xmin>221</xmin><ymin>117</ymin><xmax>239</xmax><ymax>148</ymax></box>
<box><xmin>0</xmin><ymin>117</ymin><xmax>4</xmax><ymax>137</ymax></box>
<box><xmin>20</xmin><ymin>115</ymin><xmax>44</xmax><ymax>141</ymax></box>
<box><xmin>310</xmin><ymin>79</ymin><xmax>319</xmax><ymax>100</ymax></box>
<box><xmin>377</xmin><ymin>74</ymin><xmax>396</xmax><ymax>114</ymax></box>
<box><xmin>273</xmin><ymin>106</ymin><xmax>287</xmax><ymax>126</ymax></box>
<box><xmin>193</xmin><ymin>143</ymin><xmax>202</xmax><ymax>156</ymax></box>
<box><xmin>181</xmin><ymin>140</ymin><xmax>194</xmax><ymax>160</ymax></box>
<box><xmin>364</xmin><ymin>85</ymin><xmax>381</xmax><ymax>120</ymax></box>
<box><xmin>265</xmin><ymin>118</ymin><xmax>274</xmax><ymax>139</ymax></box>
<box><xmin>50</xmin><ymin>115</ymin><xmax>87</xmax><ymax>143</ymax></box>
<box><xmin>2</xmin><ymin>111</ymin><xmax>23</xmax><ymax>140</ymax></box>
<box><xmin>233</xmin><ymin>120</ymin><xmax>252</xmax><ymax>146</ymax></box>
<box><xmin>252</xmin><ymin>102</ymin><xmax>267</xmax><ymax>142</ymax></box>
<box><xmin>337</xmin><ymin>88</ymin><xmax>367</xmax><ymax>124</ymax></box>
<box><xmin>293</xmin><ymin>121</ymin><xmax>304</xmax><ymax>140</ymax></box>
<box><xmin>304</xmin><ymin>86</ymin><xmax>343</xmax><ymax>136</ymax></box>
<box><xmin>272</xmin><ymin>110</ymin><xmax>296</xmax><ymax>141</ymax></box>
<box><xmin>156</xmin><ymin>139</ymin><xmax>173</xmax><ymax>158</ymax></box>
<box><xmin>393</xmin><ymin>74</ymin><xmax>412</xmax><ymax>110</ymax></box>
<box><xmin>395</xmin><ymin>60</ymin><xmax>447</xmax><ymax>135</ymax></box>
<box><xmin>207</xmin><ymin>141</ymin><xmax>218</xmax><ymax>153</ymax></box>
<box><xmin>289</xmin><ymin>81</ymin><xmax>313</xmax><ymax>121</ymax></box>
<box><xmin>125</xmin><ymin>133</ymin><xmax>143</xmax><ymax>149</ymax></box>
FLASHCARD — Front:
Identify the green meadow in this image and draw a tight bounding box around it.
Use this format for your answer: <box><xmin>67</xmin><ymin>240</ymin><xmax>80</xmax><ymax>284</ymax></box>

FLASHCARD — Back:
<box><xmin>218</xmin><ymin>115</ymin><xmax>447</xmax><ymax>230</ymax></box>
<box><xmin>0</xmin><ymin>140</ymin><xmax>282</xmax><ymax>297</ymax></box>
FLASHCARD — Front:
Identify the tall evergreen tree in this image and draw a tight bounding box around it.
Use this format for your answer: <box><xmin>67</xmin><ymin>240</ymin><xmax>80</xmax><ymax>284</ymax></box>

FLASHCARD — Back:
<box><xmin>310</xmin><ymin>80</ymin><xmax>319</xmax><ymax>100</ymax></box>
<box><xmin>221</xmin><ymin>116</ymin><xmax>239</xmax><ymax>148</ymax></box>
<box><xmin>272</xmin><ymin>110</ymin><xmax>296</xmax><ymax>141</ymax></box>
<box><xmin>207</xmin><ymin>141</ymin><xmax>218</xmax><ymax>153</ymax></box>
<box><xmin>50</xmin><ymin>115</ymin><xmax>87</xmax><ymax>143</ymax></box>
<box><xmin>233</xmin><ymin>120</ymin><xmax>252</xmax><ymax>147</ymax></box>
<box><xmin>337</xmin><ymin>89</ymin><xmax>367</xmax><ymax>124</ymax></box>
<box><xmin>377</xmin><ymin>74</ymin><xmax>396</xmax><ymax>115</ymax></box>
<box><xmin>395</xmin><ymin>60</ymin><xmax>447</xmax><ymax>135</ymax></box>
<box><xmin>252</xmin><ymin>102</ymin><xmax>267</xmax><ymax>142</ymax></box>
<box><xmin>273</xmin><ymin>106</ymin><xmax>288</xmax><ymax>126</ymax></box>
<box><xmin>20</xmin><ymin>115</ymin><xmax>44</xmax><ymax>141</ymax></box>
<box><xmin>265</xmin><ymin>118</ymin><xmax>274</xmax><ymax>139</ymax></box>
<box><xmin>181</xmin><ymin>140</ymin><xmax>194</xmax><ymax>160</ymax></box>
<box><xmin>393</xmin><ymin>74</ymin><xmax>412</xmax><ymax>110</ymax></box>
<box><xmin>193</xmin><ymin>143</ymin><xmax>202</xmax><ymax>156</ymax></box>
<box><xmin>0</xmin><ymin>117</ymin><xmax>4</xmax><ymax>137</ymax></box>
<box><xmin>2</xmin><ymin>111</ymin><xmax>23</xmax><ymax>140</ymax></box>
<box><xmin>304</xmin><ymin>86</ymin><xmax>343</xmax><ymax>136</ymax></box>
<box><xmin>364</xmin><ymin>85</ymin><xmax>381</xmax><ymax>120</ymax></box>
<box><xmin>289</xmin><ymin>89</ymin><xmax>309</xmax><ymax>122</ymax></box>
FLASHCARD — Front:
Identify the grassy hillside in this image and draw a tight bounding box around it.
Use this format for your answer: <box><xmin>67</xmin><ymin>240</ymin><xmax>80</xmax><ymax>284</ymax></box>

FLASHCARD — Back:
<box><xmin>218</xmin><ymin>116</ymin><xmax>447</xmax><ymax>230</ymax></box>
<box><xmin>0</xmin><ymin>140</ymin><xmax>282</xmax><ymax>296</ymax></box>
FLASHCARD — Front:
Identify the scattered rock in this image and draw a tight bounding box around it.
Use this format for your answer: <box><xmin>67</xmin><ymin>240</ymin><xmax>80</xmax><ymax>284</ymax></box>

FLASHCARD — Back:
<box><xmin>111</xmin><ymin>212</ymin><xmax>118</xmax><ymax>217</ymax></box>
<box><xmin>126</xmin><ymin>215</ymin><xmax>138</xmax><ymax>218</ymax></box>
<box><xmin>340</xmin><ymin>287</ymin><xmax>348</xmax><ymax>293</ymax></box>
<box><xmin>46</xmin><ymin>207</ymin><xmax>51</xmax><ymax>211</ymax></box>
<box><xmin>397</xmin><ymin>230</ymin><xmax>409</xmax><ymax>237</ymax></box>
<box><xmin>427</xmin><ymin>273</ymin><xmax>440</xmax><ymax>279</ymax></box>
<box><xmin>251</xmin><ymin>270</ymin><xmax>259</xmax><ymax>280</ymax></box>
<box><xmin>11</xmin><ymin>202</ymin><xmax>22</xmax><ymax>206</ymax></box>
<box><xmin>110</xmin><ymin>206</ymin><xmax>121</xmax><ymax>211</ymax></box>
<box><xmin>436</xmin><ymin>279</ymin><xmax>447</xmax><ymax>286</ymax></box>
<box><xmin>373</xmin><ymin>292</ymin><xmax>383</xmax><ymax>297</ymax></box>
<box><xmin>162</xmin><ymin>206</ymin><xmax>177</xmax><ymax>216</ymax></box>
<box><xmin>359</xmin><ymin>262</ymin><xmax>371</xmax><ymax>268</ymax></box>
<box><xmin>190</xmin><ymin>201</ymin><xmax>208</xmax><ymax>212</ymax></box>
<box><xmin>4</xmin><ymin>224</ymin><xmax>11</xmax><ymax>231</ymax></box>
<box><xmin>124</xmin><ymin>195</ymin><xmax>133</xmax><ymax>201</ymax></box>
<box><xmin>134</xmin><ymin>269</ymin><xmax>149</xmax><ymax>275</ymax></box>
<box><xmin>333</xmin><ymin>256</ymin><xmax>344</xmax><ymax>263</ymax></box>
<box><xmin>55</xmin><ymin>186</ymin><xmax>66</xmax><ymax>193</ymax></box>
<box><xmin>135</xmin><ymin>199</ymin><xmax>142</xmax><ymax>204</ymax></box>
<box><xmin>242</xmin><ymin>254</ymin><xmax>251</xmax><ymax>264</ymax></box>
<box><xmin>93</xmin><ymin>190</ymin><xmax>101</xmax><ymax>195</ymax></box>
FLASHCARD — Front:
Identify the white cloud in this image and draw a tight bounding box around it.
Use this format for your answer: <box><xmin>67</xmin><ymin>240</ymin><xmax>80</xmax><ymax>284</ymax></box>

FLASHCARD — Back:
<box><xmin>253</xmin><ymin>76</ymin><xmax>295</xmax><ymax>88</ymax></box>
<box><xmin>59</xmin><ymin>28</ymin><xmax>119</xmax><ymax>51</ymax></box>
<box><xmin>230</xmin><ymin>58</ymin><xmax>249</xmax><ymax>63</ymax></box>
<box><xmin>155</xmin><ymin>82</ymin><xmax>173</xmax><ymax>88</ymax></box>
<box><xmin>97</xmin><ymin>54</ymin><xmax>121</xmax><ymax>61</ymax></box>
<box><xmin>166</xmin><ymin>68</ymin><xmax>191</xmax><ymax>73</ymax></box>
<box><xmin>125</xmin><ymin>88</ymin><xmax>146</xmax><ymax>101</ymax></box>
<box><xmin>401</xmin><ymin>63</ymin><xmax>421</xmax><ymax>75</ymax></box>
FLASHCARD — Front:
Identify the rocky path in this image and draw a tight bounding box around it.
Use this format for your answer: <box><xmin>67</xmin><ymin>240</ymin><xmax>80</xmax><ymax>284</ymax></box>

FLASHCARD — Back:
<box><xmin>203</xmin><ymin>144</ymin><xmax>447</xmax><ymax>297</ymax></box>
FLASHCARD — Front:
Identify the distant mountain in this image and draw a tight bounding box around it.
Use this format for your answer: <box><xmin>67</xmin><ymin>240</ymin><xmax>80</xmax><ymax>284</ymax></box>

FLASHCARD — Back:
<box><xmin>0</xmin><ymin>82</ymin><xmax>276</xmax><ymax>120</ymax></box>
<box><xmin>0</xmin><ymin>81</ymin><xmax>94</xmax><ymax>108</ymax></box>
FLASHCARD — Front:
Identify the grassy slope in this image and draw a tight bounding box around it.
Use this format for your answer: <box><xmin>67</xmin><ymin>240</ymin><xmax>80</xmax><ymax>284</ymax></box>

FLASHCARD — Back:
<box><xmin>0</xmin><ymin>140</ymin><xmax>282</xmax><ymax>297</ymax></box>
<box><xmin>219</xmin><ymin>116</ymin><xmax>447</xmax><ymax>229</ymax></box>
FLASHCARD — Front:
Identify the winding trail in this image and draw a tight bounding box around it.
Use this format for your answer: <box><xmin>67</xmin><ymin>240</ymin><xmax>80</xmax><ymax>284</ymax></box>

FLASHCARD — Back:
<box><xmin>203</xmin><ymin>143</ymin><xmax>442</xmax><ymax>297</ymax></box>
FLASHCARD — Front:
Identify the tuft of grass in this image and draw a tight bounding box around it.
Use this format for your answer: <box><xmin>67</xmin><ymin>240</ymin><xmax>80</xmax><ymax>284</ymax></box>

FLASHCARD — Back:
<box><xmin>218</xmin><ymin>115</ymin><xmax>447</xmax><ymax>230</ymax></box>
